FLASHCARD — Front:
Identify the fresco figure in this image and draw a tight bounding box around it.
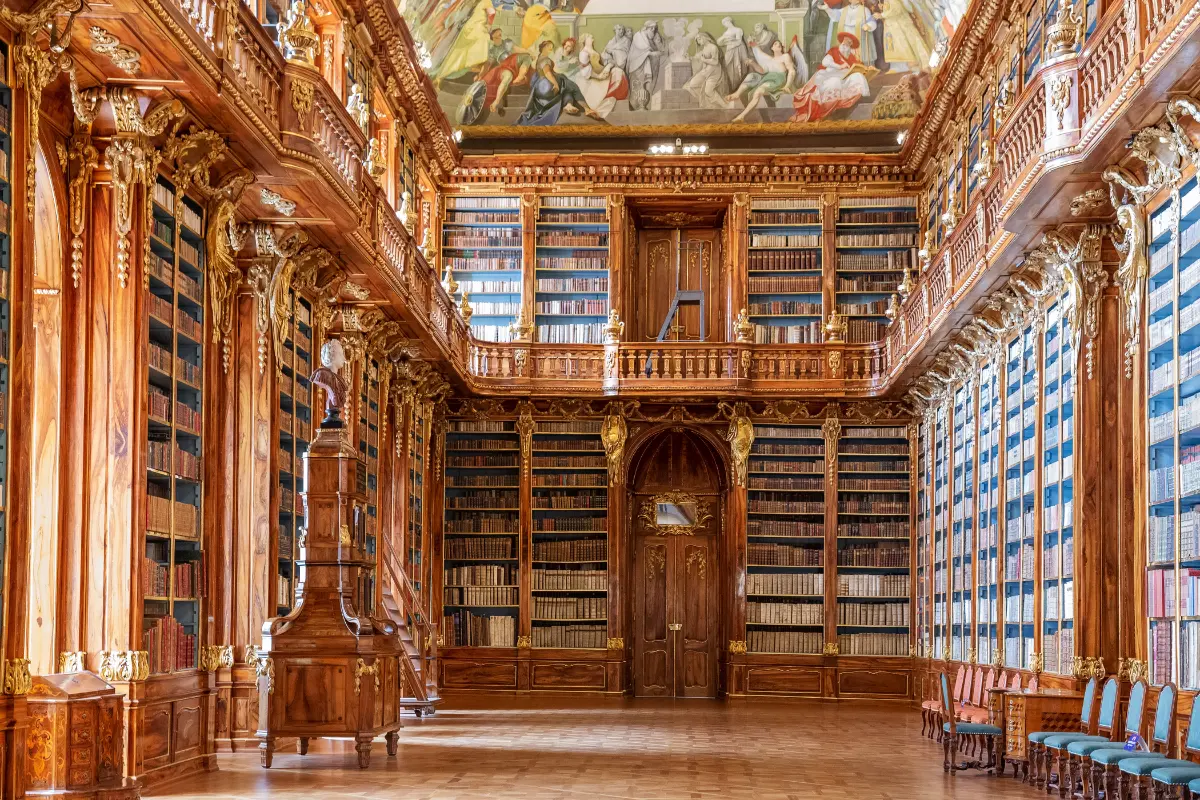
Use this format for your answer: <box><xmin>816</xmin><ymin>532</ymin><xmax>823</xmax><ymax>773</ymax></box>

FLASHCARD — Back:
<box><xmin>817</xmin><ymin>0</ymin><xmax>878</xmax><ymax>68</ymax></box>
<box><xmin>718</xmin><ymin>17</ymin><xmax>749</xmax><ymax>92</ymax></box>
<box><xmin>879</xmin><ymin>0</ymin><xmax>933</xmax><ymax>70</ymax></box>
<box><xmin>627</xmin><ymin>21</ymin><xmax>666</xmax><ymax>111</ymax></box>
<box><xmin>432</xmin><ymin>0</ymin><xmax>498</xmax><ymax>87</ymax></box>
<box><xmin>804</xmin><ymin>0</ymin><xmax>831</xmax><ymax>76</ymax></box>
<box><xmin>577</xmin><ymin>32</ymin><xmax>629</xmax><ymax>118</ymax></box>
<box><xmin>791</xmin><ymin>31</ymin><xmax>872</xmax><ymax>122</ymax></box>
<box><xmin>473</xmin><ymin>27</ymin><xmax>536</xmax><ymax>116</ymax></box>
<box><xmin>554</xmin><ymin>38</ymin><xmax>581</xmax><ymax>77</ymax></box>
<box><xmin>726</xmin><ymin>38</ymin><xmax>797</xmax><ymax>123</ymax></box>
<box><xmin>517</xmin><ymin>55</ymin><xmax>605</xmax><ymax>125</ymax></box>
<box><xmin>684</xmin><ymin>31</ymin><xmax>731</xmax><ymax>109</ymax></box>
<box><xmin>749</xmin><ymin>22</ymin><xmax>780</xmax><ymax>54</ymax></box>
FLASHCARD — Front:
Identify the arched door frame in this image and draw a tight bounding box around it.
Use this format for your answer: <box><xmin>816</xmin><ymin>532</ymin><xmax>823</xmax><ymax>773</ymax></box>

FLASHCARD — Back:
<box><xmin>620</xmin><ymin>422</ymin><xmax>737</xmax><ymax>697</ymax></box>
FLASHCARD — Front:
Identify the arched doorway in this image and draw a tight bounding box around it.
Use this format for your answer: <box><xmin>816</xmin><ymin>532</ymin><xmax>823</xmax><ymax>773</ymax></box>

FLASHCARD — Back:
<box><xmin>627</xmin><ymin>427</ymin><xmax>725</xmax><ymax>698</ymax></box>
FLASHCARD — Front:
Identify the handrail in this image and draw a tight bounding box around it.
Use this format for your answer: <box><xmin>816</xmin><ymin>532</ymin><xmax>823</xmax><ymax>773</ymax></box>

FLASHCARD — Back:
<box><xmin>380</xmin><ymin>543</ymin><xmax>437</xmax><ymax>694</ymax></box>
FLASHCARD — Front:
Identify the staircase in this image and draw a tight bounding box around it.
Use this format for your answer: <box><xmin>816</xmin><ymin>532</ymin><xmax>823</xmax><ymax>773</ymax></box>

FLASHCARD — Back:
<box><xmin>381</xmin><ymin>548</ymin><xmax>441</xmax><ymax>717</ymax></box>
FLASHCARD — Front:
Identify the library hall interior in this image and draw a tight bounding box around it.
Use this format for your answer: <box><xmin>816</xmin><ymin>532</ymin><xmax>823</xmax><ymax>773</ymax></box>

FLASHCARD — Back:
<box><xmin>4</xmin><ymin>0</ymin><xmax>1200</xmax><ymax>796</ymax></box>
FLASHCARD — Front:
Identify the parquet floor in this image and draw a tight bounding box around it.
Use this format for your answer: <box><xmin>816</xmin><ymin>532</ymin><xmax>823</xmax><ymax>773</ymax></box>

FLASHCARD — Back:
<box><xmin>149</xmin><ymin>696</ymin><xmax>1040</xmax><ymax>799</ymax></box>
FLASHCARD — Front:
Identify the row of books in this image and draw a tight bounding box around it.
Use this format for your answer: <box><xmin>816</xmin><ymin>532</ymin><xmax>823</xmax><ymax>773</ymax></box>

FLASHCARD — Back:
<box><xmin>533</xmin><ymin>493</ymin><xmax>608</xmax><ymax>509</ymax></box>
<box><xmin>447</xmin><ymin>474</ymin><xmax>520</xmax><ymax>487</ymax></box>
<box><xmin>445</xmin><ymin>437</ymin><xmax>519</xmax><ymax>451</ymax></box>
<box><xmin>751</xmin><ymin>476</ymin><xmax>824</xmax><ymax>490</ymax></box>
<box><xmin>446</xmin><ymin>455</ymin><xmax>519</xmax><ymax>468</ymax></box>
<box><xmin>146</xmin><ymin>494</ymin><xmax>199</xmax><ymax>537</ymax></box>
<box><xmin>148</xmin><ymin>440</ymin><xmax>201</xmax><ymax>480</ymax></box>
<box><xmin>277</xmin><ymin>575</ymin><xmax>292</xmax><ymax>608</ymax></box>
<box><xmin>846</xmin><ymin>319</ymin><xmax>887</xmax><ymax>343</ymax></box>
<box><xmin>836</xmin><ymin>277</ymin><xmax>898</xmax><ymax>293</ymax></box>
<box><xmin>748</xmin><ymin>251</ymin><xmax>821</xmax><ymax>271</ymax></box>
<box><xmin>467</xmin><ymin>302</ymin><xmax>521</xmax><ymax>315</ymax></box>
<box><xmin>533</xmin><ymin>518</ymin><xmax>606</xmax><ymax>532</ymax></box>
<box><xmin>837</xmin><ymin>521</ymin><xmax>909</xmax><ymax>537</ymax></box>
<box><xmin>445</xmin><ymin>586</ymin><xmax>518</xmax><ymax>606</ymax></box>
<box><xmin>837</xmin><ymin>573</ymin><xmax>909</xmax><ymax>596</ymax></box>
<box><xmin>837</xmin><ymin>300</ymin><xmax>889</xmax><ymax>316</ymax></box>
<box><xmin>838</xmin><ymin>603</ymin><xmax>909</xmax><ymax>626</ymax></box>
<box><xmin>143</xmin><ymin>615</ymin><xmax>197</xmax><ymax>673</ymax></box>
<box><xmin>531</xmin><ymin>624</ymin><xmax>605</xmax><ymax>649</ymax></box>
<box><xmin>536</xmin><ymin>277</ymin><xmax>608</xmax><ymax>292</ymax></box>
<box><xmin>536</xmin><ymin>233</ymin><xmax>607</xmax><ymax>247</ymax></box>
<box><xmin>838</xmin><ymin>543</ymin><xmax>909</xmax><ymax>566</ymax></box>
<box><xmin>533</xmin><ymin>597</ymin><xmax>606</xmax><ymax>620</ymax></box>
<box><xmin>749</xmin><ymin>499</ymin><xmax>824</xmax><ymax>514</ymax></box>
<box><xmin>749</xmin><ymin>211</ymin><xmax>820</xmax><ymax>224</ymax></box>
<box><xmin>839</xmin><ymin>210</ymin><xmax>917</xmax><ymax>224</ymax></box>
<box><xmin>532</xmin><ymin>455</ymin><xmax>605</xmax><ymax>469</ymax></box>
<box><xmin>747</xmin><ymin>572</ymin><xmax>824</xmax><ymax>596</ymax></box>
<box><xmin>752</xmin><ymin>322</ymin><xmax>824</xmax><ymax>343</ymax></box>
<box><xmin>748</xmin><ymin>601</ymin><xmax>823</xmax><ymax>625</ymax></box>
<box><xmin>836</xmin><ymin>232</ymin><xmax>917</xmax><ymax>247</ymax></box>
<box><xmin>444</xmin><ymin>564</ymin><xmax>517</xmax><ymax>585</ymax></box>
<box><xmin>837</xmin><ymin>632</ymin><xmax>909</xmax><ymax>655</ymax></box>
<box><xmin>836</xmin><ymin>251</ymin><xmax>914</xmax><ymax>270</ymax></box>
<box><xmin>532</xmin><ymin>569</ymin><xmax>606</xmax><ymax>590</ymax></box>
<box><xmin>445</xmin><ymin>490</ymin><xmax>519</xmax><ymax>509</ymax></box>
<box><xmin>748</xmin><ymin>543</ymin><xmax>822</xmax><ymax>566</ymax></box>
<box><xmin>839</xmin><ymin>478</ymin><xmax>910</xmax><ymax>491</ymax></box>
<box><xmin>448</xmin><ymin>197</ymin><xmax>521</xmax><ymax>210</ymax></box>
<box><xmin>443</xmin><ymin>611</ymin><xmax>516</xmax><ymax>647</ymax></box>
<box><xmin>749</xmin><ymin>630</ymin><xmax>823</xmax><ymax>653</ymax></box>
<box><xmin>445</xmin><ymin>212</ymin><xmax>519</xmax><ymax>224</ymax></box>
<box><xmin>445</xmin><ymin>257</ymin><xmax>520</xmax><ymax>271</ymax></box>
<box><xmin>444</xmin><ymin>233</ymin><xmax>521</xmax><ymax>248</ymax></box>
<box><xmin>444</xmin><ymin>538</ymin><xmax>516</xmax><ymax>559</ymax></box>
<box><xmin>749</xmin><ymin>275</ymin><xmax>823</xmax><ymax>293</ymax></box>
<box><xmin>536</xmin><ymin>323</ymin><xmax>604</xmax><ymax>344</ymax></box>
<box><xmin>841</xmin><ymin>459</ymin><xmax>909</xmax><ymax>472</ymax></box>
<box><xmin>749</xmin><ymin>301</ymin><xmax>822</xmax><ymax>315</ymax></box>
<box><xmin>747</xmin><ymin>519</ymin><xmax>824</xmax><ymax>537</ymax></box>
<box><xmin>535</xmin><ymin>257</ymin><xmax>607</xmax><ymax>270</ymax></box>
<box><xmin>533</xmin><ymin>473</ymin><xmax>607</xmax><ymax>487</ymax></box>
<box><xmin>532</xmin><ymin>539</ymin><xmax>608</xmax><ymax>561</ymax></box>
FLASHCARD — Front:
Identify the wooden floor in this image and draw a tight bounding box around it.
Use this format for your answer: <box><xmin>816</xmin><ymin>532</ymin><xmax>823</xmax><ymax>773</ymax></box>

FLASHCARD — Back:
<box><xmin>150</xmin><ymin>696</ymin><xmax>1037</xmax><ymax>799</ymax></box>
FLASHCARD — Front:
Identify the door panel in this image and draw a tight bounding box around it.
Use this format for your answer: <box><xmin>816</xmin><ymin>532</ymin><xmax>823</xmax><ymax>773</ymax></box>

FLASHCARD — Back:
<box><xmin>634</xmin><ymin>537</ymin><xmax>670</xmax><ymax>697</ymax></box>
<box><xmin>633</xmin><ymin>230</ymin><xmax>722</xmax><ymax>342</ymax></box>
<box><xmin>679</xmin><ymin>539</ymin><xmax>716</xmax><ymax>697</ymax></box>
<box><xmin>632</xmin><ymin>526</ymin><xmax>717</xmax><ymax>698</ymax></box>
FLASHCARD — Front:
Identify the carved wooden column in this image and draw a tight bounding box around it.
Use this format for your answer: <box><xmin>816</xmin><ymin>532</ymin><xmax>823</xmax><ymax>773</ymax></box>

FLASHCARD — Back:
<box><xmin>521</xmin><ymin>193</ymin><xmax>537</xmax><ymax>340</ymax></box>
<box><xmin>821</xmin><ymin>192</ymin><xmax>838</xmax><ymax>325</ymax></box>
<box><xmin>218</xmin><ymin>279</ymin><xmax>276</xmax><ymax>752</ymax></box>
<box><xmin>602</xmin><ymin>406</ymin><xmax>628</xmax><ymax>692</ymax></box>
<box><xmin>727</xmin><ymin>193</ymin><xmax>749</xmax><ymax>342</ymax></box>
<box><xmin>515</xmin><ymin>402</ymin><xmax>534</xmax><ymax>688</ymax></box>
<box><xmin>725</xmin><ymin>407</ymin><xmax>751</xmax><ymax>694</ymax></box>
<box><xmin>608</xmin><ymin>194</ymin><xmax>627</xmax><ymax>326</ymax></box>
<box><xmin>822</xmin><ymin>416</ymin><xmax>841</xmax><ymax>693</ymax></box>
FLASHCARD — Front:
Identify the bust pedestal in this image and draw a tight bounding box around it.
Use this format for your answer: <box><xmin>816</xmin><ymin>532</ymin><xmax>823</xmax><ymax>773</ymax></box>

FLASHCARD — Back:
<box><xmin>255</xmin><ymin>423</ymin><xmax>402</xmax><ymax>769</ymax></box>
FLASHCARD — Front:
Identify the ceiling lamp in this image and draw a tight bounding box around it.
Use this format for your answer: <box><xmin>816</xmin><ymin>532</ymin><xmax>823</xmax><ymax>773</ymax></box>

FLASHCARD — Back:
<box><xmin>649</xmin><ymin>138</ymin><xmax>707</xmax><ymax>156</ymax></box>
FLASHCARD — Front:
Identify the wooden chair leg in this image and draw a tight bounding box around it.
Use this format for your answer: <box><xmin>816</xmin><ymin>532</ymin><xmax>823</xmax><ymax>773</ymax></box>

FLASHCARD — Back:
<box><xmin>1064</xmin><ymin>754</ymin><xmax>1077</xmax><ymax>799</ymax></box>
<box><xmin>944</xmin><ymin>732</ymin><xmax>952</xmax><ymax>772</ymax></box>
<box><xmin>1030</xmin><ymin>745</ymin><xmax>1040</xmax><ymax>786</ymax></box>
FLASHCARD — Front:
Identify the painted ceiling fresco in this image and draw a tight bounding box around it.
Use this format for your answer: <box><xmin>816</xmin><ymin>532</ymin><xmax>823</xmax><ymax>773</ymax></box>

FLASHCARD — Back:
<box><xmin>401</xmin><ymin>0</ymin><xmax>969</xmax><ymax>145</ymax></box>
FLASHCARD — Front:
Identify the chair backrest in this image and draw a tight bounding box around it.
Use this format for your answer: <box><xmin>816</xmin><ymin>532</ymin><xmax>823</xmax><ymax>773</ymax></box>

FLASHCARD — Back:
<box><xmin>1181</xmin><ymin>690</ymin><xmax>1200</xmax><ymax>756</ymax></box>
<box><xmin>997</xmin><ymin>669</ymin><xmax>1010</xmax><ymax>690</ymax></box>
<box><xmin>983</xmin><ymin>668</ymin><xmax>997</xmax><ymax>696</ymax></box>
<box><xmin>1120</xmin><ymin>680</ymin><xmax>1150</xmax><ymax>741</ymax></box>
<box><xmin>940</xmin><ymin>672</ymin><xmax>954</xmax><ymax>717</ymax></box>
<box><xmin>1027</xmin><ymin>673</ymin><xmax>1040</xmax><ymax>692</ymax></box>
<box><xmin>954</xmin><ymin>666</ymin><xmax>969</xmax><ymax>701</ymax></box>
<box><xmin>1078</xmin><ymin>676</ymin><xmax>1099</xmax><ymax>730</ymax></box>
<box><xmin>971</xmin><ymin>668</ymin><xmax>986</xmax><ymax>705</ymax></box>
<box><xmin>1095</xmin><ymin>678</ymin><xmax>1121</xmax><ymax>737</ymax></box>
<box><xmin>1150</xmin><ymin>683</ymin><xmax>1178</xmax><ymax>755</ymax></box>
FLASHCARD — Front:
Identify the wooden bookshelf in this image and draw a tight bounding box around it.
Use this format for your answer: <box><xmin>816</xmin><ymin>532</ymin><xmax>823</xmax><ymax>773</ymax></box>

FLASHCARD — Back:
<box><xmin>358</xmin><ymin>356</ymin><xmax>383</xmax><ymax>616</ymax></box>
<box><xmin>442</xmin><ymin>420</ymin><xmax>520</xmax><ymax>647</ymax></box>
<box><xmin>916</xmin><ymin>419</ymin><xmax>931</xmax><ymax>655</ymax></box>
<box><xmin>976</xmin><ymin>360</ymin><xmax>1002</xmax><ymax>665</ymax></box>
<box><xmin>834</xmin><ymin>197</ymin><xmax>918</xmax><ymax>345</ymax></box>
<box><xmin>746</xmin><ymin>424</ymin><xmax>826</xmax><ymax>655</ymax></box>
<box><xmin>0</xmin><ymin>63</ymin><xmax>11</xmax><ymax>656</ymax></box>
<box><xmin>1041</xmin><ymin>300</ymin><xmax>1075</xmax><ymax>674</ymax></box>
<box><xmin>1144</xmin><ymin>175</ymin><xmax>1200</xmax><ymax>686</ymax></box>
<box><xmin>747</xmin><ymin>199</ymin><xmax>823</xmax><ymax>345</ymax></box>
<box><xmin>950</xmin><ymin>383</ymin><xmax>975</xmax><ymax>662</ymax></box>
<box><xmin>144</xmin><ymin>175</ymin><xmax>206</xmax><ymax>674</ymax></box>
<box><xmin>1003</xmin><ymin>322</ymin><xmax>1039</xmax><ymax>669</ymax></box>
<box><xmin>275</xmin><ymin>292</ymin><xmax>314</xmax><ymax>614</ymax></box>
<box><xmin>836</xmin><ymin>426</ymin><xmax>912</xmax><ymax>657</ymax></box>
<box><xmin>535</xmin><ymin>196</ymin><xmax>609</xmax><ymax>345</ymax></box>
<box><xmin>407</xmin><ymin>395</ymin><xmax>427</xmax><ymax>593</ymax></box>
<box><xmin>443</xmin><ymin>196</ymin><xmax>523</xmax><ymax>343</ymax></box>
<box><xmin>531</xmin><ymin>420</ymin><xmax>608</xmax><ymax>649</ymax></box>
<box><xmin>931</xmin><ymin>404</ymin><xmax>949</xmax><ymax>659</ymax></box>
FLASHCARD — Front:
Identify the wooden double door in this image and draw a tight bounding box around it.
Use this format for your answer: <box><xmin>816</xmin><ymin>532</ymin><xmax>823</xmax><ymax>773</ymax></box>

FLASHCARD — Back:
<box><xmin>632</xmin><ymin>529</ymin><xmax>718</xmax><ymax>698</ymax></box>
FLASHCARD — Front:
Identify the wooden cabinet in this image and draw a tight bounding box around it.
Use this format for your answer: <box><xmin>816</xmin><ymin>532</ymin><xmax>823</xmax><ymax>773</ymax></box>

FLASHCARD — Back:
<box><xmin>25</xmin><ymin>672</ymin><xmax>130</xmax><ymax>798</ymax></box>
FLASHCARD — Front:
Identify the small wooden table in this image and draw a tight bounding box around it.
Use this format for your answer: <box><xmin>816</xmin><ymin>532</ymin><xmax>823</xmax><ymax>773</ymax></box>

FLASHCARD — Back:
<box><xmin>988</xmin><ymin>687</ymin><xmax>1084</xmax><ymax>780</ymax></box>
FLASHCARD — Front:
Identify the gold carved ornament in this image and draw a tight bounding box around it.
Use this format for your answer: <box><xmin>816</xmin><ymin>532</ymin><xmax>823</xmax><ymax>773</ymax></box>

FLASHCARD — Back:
<box><xmin>728</xmin><ymin>640</ymin><xmax>748</xmax><ymax>655</ymax></box>
<box><xmin>2</xmin><ymin>658</ymin><xmax>32</xmax><ymax>695</ymax></box>
<box><xmin>823</xmin><ymin>643</ymin><xmax>840</xmax><ymax>656</ymax></box>
<box><xmin>606</xmin><ymin>638</ymin><xmax>625</xmax><ymax>650</ymax></box>
<box><xmin>725</xmin><ymin>403</ymin><xmax>754</xmax><ymax>488</ymax></box>
<box><xmin>638</xmin><ymin>492</ymin><xmax>713</xmax><ymax>537</ymax></box>
<box><xmin>58</xmin><ymin>651</ymin><xmax>86</xmax><ymax>673</ymax></box>
<box><xmin>600</xmin><ymin>411</ymin><xmax>627</xmax><ymax>487</ymax></box>
<box><xmin>255</xmin><ymin>654</ymin><xmax>276</xmax><ymax>695</ymax></box>
<box><xmin>354</xmin><ymin>658</ymin><xmax>381</xmax><ymax>695</ymax></box>
<box><xmin>516</xmin><ymin>635</ymin><xmax>532</xmax><ymax>649</ymax></box>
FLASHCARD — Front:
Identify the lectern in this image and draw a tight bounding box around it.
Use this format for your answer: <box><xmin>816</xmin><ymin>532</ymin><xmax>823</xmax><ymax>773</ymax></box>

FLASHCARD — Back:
<box><xmin>256</xmin><ymin>341</ymin><xmax>402</xmax><ymax>768</ymax></box>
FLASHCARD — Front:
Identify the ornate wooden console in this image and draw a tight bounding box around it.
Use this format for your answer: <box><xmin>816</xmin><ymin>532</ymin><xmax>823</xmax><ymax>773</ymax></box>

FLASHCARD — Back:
<box><xmin>256</xmin><ymin>346</ymin><xmax>403</xmax><ymax>769</ymax></box>
<box><xmin>990</xmin><ymin>687</ymin><xmax>1083</xmax><ymax>776</ymax></box>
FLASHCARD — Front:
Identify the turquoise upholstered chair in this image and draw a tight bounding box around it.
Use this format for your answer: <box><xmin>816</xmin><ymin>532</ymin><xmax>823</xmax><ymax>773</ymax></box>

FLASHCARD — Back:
<box><xmin>1039</xmin><ymin>677</ymin><xmax>1117</xmax><ymax>793</ymax></box>
<box><xmin>1063</xmin><ymin>680</ymin><xmax>1151</xmax><ymax>800</ymax></box>
<box><xmin>1124</xmin><ymin>696</ymin><xmax>1200</xmax><ymax>798</ymax></box>
<box><xmin>1085</xmin><ymin>683</ymin><xmax>1177</xmax><ymax>800</ymax></box>
<box><xmin>940</xmin><ymin>671</ymin><xmax>1004</xmax><ymax>775</ymax></box>
<box><xmin>1027</xmin><ymin>676</ymin><xmax>1101</xmax><ymax>788</ymax></box>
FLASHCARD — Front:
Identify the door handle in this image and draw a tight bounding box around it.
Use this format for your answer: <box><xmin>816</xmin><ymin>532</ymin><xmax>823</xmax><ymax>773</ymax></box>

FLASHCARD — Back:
<box><xmin>668</xmin><ymin>623</ymin><xmax>682</xmax><ymax>631</ymax></box>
